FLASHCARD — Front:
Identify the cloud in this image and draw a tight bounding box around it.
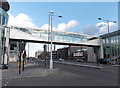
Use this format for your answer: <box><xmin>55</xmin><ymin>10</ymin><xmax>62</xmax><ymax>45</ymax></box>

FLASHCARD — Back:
<box><xmin>67</xmin><ymin>20</ymin><xmax>79</xmax><ymax>29</ymax></box>
<box><xmin>83</xmin><ymin>22</ymin><xmax>118</xmax><ymax>36</ymax></box>
<box><xmin>96</xmin><ymin>22</ymin><xmax>118</xmax><ymax>35</ymax></box>
<box><xmin>41</xmin><ymin>24</ymin><xmax>56</xmax><ymax>31</ymax></box>
<box><xmin>57</xmin><ymin>23</ymin><xmax>67</xmax><ymax>31</ymax></box>
<box><xmin>40</xmin><ymin>20</ymin><xmax>79</xmax><ymax>32</ymax></box>
<box><xmin>8</xmin><ymin>13</ymin><xmax>37</xmax><ymax>28</ymax></box>
<box><xmin>83</xmin><ymin>24</ymin><xmax>99</xmax><ymax>35</ymax></box>
<box><xmin>41</xmin><ymin>24</ymin><xmax>49</xmax><ymax>30</ymax></box>
<box><xmin>96</xmin><ymin>22</ymin><xmax>106</xmax><ymax>27</ymax></box>
<box><xmin>56</xmin><ymin>20</ymin><xmax>79</xmax><ymax>31</ymax></box>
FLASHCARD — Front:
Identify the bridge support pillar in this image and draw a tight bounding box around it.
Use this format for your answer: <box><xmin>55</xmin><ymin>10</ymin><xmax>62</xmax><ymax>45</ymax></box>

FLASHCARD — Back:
<box><xmin>99</xmin><ymin>37</ymin><xmax>104</xmax><ymax>58</ymax></box>
<box><xmin>2</xmin><ymin>26</ymin><xmax>10</xmax><ymax>69</ymax></box>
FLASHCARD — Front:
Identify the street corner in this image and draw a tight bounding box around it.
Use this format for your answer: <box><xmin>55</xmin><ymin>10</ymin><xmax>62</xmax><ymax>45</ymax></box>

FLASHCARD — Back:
<box><xmin>16</xmin><ymin>68</ymin><xmax>61</xmax><ymax>79</ymax></box>
<box><xmin>27</xmin><ymin>67</ymin><xmax>61</xmax><ymax>77</ymax></box>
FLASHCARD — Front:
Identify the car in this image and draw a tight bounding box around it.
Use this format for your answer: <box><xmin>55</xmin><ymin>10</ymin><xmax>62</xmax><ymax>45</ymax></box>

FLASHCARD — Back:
<box><xmin>98</xmin><ymin>58</ymin><xmax>109</xmax><ymax>64</ymax></box>
<box><xmin>76</xmin><ymin>59</ymin><xmax>84</xmax><ymax>63</ymax></box>
<box><xmin>110</xmin><ymin>61</ymin><xmax>117</xmax><ymax>65</ymax></box>
<box><xmin>59</xmin><ymin>58</ymin><xmax>65</xmax><ymax>61</ymax></box>
<box><xmin>98</xmin><ymin>58</ymin><xmax>117</xmax><ymax>65</ymax></box>
<box><xmin>109</xmin><ymin>58</ymin><xmax>117</xmax><ymax>65</ymax></box>
<box><xmin>116</xmin><ymin>56</ymin><xmax>120</xmax><ymax>64</ymax></box>
<box><xmin>0</xmin><ymin>64</ymin><xmax>8</xmax><ymax>69</ymax></box>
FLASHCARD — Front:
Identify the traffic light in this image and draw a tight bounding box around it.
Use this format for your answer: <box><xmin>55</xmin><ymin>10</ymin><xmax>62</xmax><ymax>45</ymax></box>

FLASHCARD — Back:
<box><xmin>43</xmin><ymin>44</ymin><xmax>47</xmax><ymax>52</ymax></box>
<box><xmin>19</xmin><ymin>41</ymin><xmax>26</xmax><ymax>54</ymax></box>
<box><xmin>18</xmin><ymin>41</ymin><xmax>26</xmax><ymax>74</ymax></box>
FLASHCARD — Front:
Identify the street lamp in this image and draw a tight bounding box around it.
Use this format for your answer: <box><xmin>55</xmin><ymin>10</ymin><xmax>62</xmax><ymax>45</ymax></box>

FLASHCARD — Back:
<box><xmin>28</xmin><ymin>42</ymin><xmax>29</xmax><ymax>58</ymax></box>
<box><xmin>98</xmin><ymin>17</ymin><xmax>116</xmax><ymax>33</ymax></box>
<box><xmin>49</xmin><ymin>11</ymin><xmax>54</xmax><ymax>14</ymax></box>
<box><xmin>98</xmin><ymin>17</ymin><xmax>116</xmax><ymax>58</ymax></box>
<box><xmin>49</xmin><ymin>11</ymin><xmax>62</xmax><ymax>69</ymax></box>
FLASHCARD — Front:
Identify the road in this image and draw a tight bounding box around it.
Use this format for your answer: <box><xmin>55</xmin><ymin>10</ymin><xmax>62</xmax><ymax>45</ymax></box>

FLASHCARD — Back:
<box><xmin>2</xmin><ymin>59</ymin><xmax>119</xmax><ymax>86</ymax></box>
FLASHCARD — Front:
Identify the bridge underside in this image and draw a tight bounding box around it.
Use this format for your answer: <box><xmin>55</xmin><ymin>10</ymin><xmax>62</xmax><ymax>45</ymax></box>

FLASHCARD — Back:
<box><xmin>10</xmin><ymin>38</ymin><xmax>100</xmax><ymax>47</ymax></box>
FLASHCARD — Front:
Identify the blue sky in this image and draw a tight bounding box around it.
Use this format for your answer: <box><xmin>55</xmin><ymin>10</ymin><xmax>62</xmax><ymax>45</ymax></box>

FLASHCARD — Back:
<box><xmin>8</xmin><ymin>2</ymin><xmax>118</xmax><ymax>35</ymax></box>
<box><xmin>7</xmin><ymin>2</ymin><xmax>118</xmax><ymax>57</ymax></box>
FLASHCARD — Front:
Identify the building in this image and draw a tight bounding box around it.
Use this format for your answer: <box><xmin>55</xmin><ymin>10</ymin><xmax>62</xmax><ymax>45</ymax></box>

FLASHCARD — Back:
<box><xmin>56</xmin><ymin>30</ymin><xmax>120</xmax><ymax>62</ymax></box>
<box><xmin>57</xmin><ymin>46</ymin><xmax>96</xmax><ymax>62</ymax></box>
<box><xmin>0</xmin><ymin>0</ymin><xmax>10</xmax><ymax>64</ymax></box>
<box><xmin>35</xmin><ymin>50</ymin><xmax>43</xmax><ymax>58</ymax></box>
<box><xmin>100</xmin><ymin>30</ymin><xmax>120</xmax><ymax>59</ymax></box>
<box><xmin>9</xmin><ymin>41</ymin><xmax>18</xmax><ymax>62</ymax></box>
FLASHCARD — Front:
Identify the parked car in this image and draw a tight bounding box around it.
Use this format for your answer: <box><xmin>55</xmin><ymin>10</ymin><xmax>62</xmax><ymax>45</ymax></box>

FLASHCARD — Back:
<box><xmin>0</xmin><ymin>64</ymin><xmax>8</xmax><ymax>69</ymax></box>
<box><xmin>76</xmin><ymin>59</ymin><xmax>84</xmax><ymax>63</ymax></box>
<box><xmin>98</xmin><ymin>58</ymin><xmax>110</xmax><ymax>64</ymax></box>
<box><xmin>98</xmin><ymin>58</ymin><xmax>117</xmax><ymax>65</ymax></box>
<box><xmin>109</xmin><ymin>58</ymin><xmax>117</xmax><ymax>65</ymax></box>
<box><xmin>116</xmin><ymin>56</ymin><xmax>120</xmax><ymax>64</ymax></box>
<box><xmin>59</xmin><ymin>58</ymin><xmax>65</xmax><ymax>61</ymax></box>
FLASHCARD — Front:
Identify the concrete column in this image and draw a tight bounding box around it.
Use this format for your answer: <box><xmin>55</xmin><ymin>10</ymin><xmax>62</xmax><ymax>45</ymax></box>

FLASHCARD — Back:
<box><xmin>4</xmin><ymin>26</ymin><xmax>10</xmax><ymax>65</ymax></box>
<box><xmin>87</xmin><ymin>47</ymin><xmax>95</xmax><ymax>62</ymax></box>
<box><xmin>99</xmin><ymin>37</ymin><xmax>104</xmax><ymax>58</ymax></box>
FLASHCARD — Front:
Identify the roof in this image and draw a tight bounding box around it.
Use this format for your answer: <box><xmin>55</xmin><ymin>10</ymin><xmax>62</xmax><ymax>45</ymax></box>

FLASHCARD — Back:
<box><xmin>100</xmin><ymin>30</ymin><xmax>120</xmax><ymax>39</ymax></box>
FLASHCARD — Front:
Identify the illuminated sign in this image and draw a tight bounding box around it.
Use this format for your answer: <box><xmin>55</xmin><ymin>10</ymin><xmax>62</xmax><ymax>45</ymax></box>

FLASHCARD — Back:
<box><xmin>73</xmin><ymin>52</ymin><xmax>83</xmax><ymax>57</ymax></box>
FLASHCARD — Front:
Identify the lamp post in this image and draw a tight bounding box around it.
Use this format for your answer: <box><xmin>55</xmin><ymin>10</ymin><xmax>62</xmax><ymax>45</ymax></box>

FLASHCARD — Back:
<box><xmin>47</xmin><ymin>14</ymin><xmax>50</xmax><ymax>65</ymax></box>
<box><xmin>47</xmin><ymin>11</ymin><xmax>54</xmax><ymax>66</ymax></box>
<box><xmin>98</xmin><ymin>17</ymin><xmax>116</xmax><ymax>58</ymax></box>
<box><xmin>28</xmin><ymin>42</ymin><xmax>29</xmax><ymax>58</ymax></box>
<box><xmin>49</xmin><ymin>11</ymin><xmax>62</xmax><ymax>69</ymax></box>
<box><xmin>98</xmin><ymin>18</ymin><xmax>116</xmax><ymax>33</ymax></box>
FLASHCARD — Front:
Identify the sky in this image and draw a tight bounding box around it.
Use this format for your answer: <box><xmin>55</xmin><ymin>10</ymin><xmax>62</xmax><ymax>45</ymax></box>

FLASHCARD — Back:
<box><xmin>7</xmin><ymin>1</ymin><xmax>118</xmax><ymax>57</ymax></box>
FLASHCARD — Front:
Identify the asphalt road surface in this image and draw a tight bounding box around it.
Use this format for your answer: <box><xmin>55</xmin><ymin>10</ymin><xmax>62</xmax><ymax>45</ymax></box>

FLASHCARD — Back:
<box><xmin>3</xmin><ymin>60</ymin><xmax>119</xmax><ymax>86</ymax></box>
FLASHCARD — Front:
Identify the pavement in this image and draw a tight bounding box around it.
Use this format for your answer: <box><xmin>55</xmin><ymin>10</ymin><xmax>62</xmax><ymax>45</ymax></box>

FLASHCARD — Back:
<box><xmin>54</xmin><ymin>60</ymin><xmax>102</xmax><ymax>69</ymax></box>
<box><xmin>1</xmin><ymin>60</ymin><xmax>60</xmax><ymax>80</ymax></box>
<box><xmin>55</xmin><ymin>59</ymin><xmax>120</xmax><ymax>68</ymax></box>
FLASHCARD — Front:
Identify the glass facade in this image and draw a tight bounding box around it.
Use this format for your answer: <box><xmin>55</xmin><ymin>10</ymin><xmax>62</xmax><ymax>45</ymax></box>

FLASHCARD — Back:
<box><xmin>0</xmin><ymin>7</ymin><xmax>9</xmax><ymax>64</ymax></box>
<box><xmin>101</xmin><ymin>30</ymin><xmax>120</xmax><ymax>58</ymax></box>
<box><xmin>12</xmin><ymin>26</ymin><xmax>93</xmax><ymax>43</ymax></box>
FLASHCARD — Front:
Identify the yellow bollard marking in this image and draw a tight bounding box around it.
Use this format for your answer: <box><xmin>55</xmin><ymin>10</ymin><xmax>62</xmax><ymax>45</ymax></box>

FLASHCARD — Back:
<box><xmin>18</xmin><ymin>61</ymin><xmax>20</xmax><ymax>66</ymax></box>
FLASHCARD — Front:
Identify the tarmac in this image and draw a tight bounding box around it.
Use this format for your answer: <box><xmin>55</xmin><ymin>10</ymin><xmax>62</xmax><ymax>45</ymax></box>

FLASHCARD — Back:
<box><xmin>1</xmin><ymin>59</ymin><xmax>119</xmax><ymax>80</ymax></box>
<box><xmin>1</xmin><ymin>59</ymin><xmax>118</xmax><ymax>87</ymax></box>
